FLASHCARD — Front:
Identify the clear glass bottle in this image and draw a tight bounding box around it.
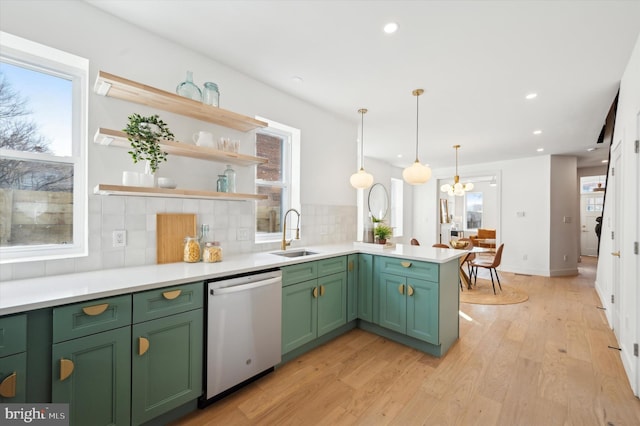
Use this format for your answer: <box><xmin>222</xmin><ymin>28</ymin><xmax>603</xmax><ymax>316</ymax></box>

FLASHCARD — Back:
<box><xmin>223</xmin><ymin>164</ymin><xmax>236</xmax><ymax>193</ymax></box>
<box><xmin>176</xmin><ymin>71</ymin><xmax>202</xmax><ymax>101</ymax></box>
<box><xmin>203</xmin><ymin>82</ymin><xmax>220</xmax><ymax>107</ymax></box>
<box><xmin>216</xmin><ymin>174</ymin><xmax>228</xmax><ymax>193</ymax></box>
<box><xmin>199</xmin><ymin>224</ymin><xmax>209</xmax><ymax>259</ymax></box>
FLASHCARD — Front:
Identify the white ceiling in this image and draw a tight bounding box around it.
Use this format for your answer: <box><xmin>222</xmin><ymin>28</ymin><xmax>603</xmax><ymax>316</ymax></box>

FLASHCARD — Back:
<box><xmin>86</xmin><ymin>0</ymin><xmax>640</xmax><ymax>169</ymax></box>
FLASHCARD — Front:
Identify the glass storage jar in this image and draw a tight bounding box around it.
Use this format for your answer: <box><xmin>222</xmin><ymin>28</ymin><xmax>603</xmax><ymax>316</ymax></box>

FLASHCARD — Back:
<box><xmin>203</xmin><ymin>241</ymin><xmax>222</xmax><ymax>263</ymax></box>
<box><xmin>203</xmin><ymin>82</ymin><xmax>220</xmax><ymax>107</ymax></box>
<box><xmin>223</xmin><ymin>164</ymin><xmax>236</xmax><ymax>193</ymax></box>
<box><xmin>183</xmin><ymin>236</ymin><xmax>201</xmax><ymax>263</ymax></box>
<box><xmin>216</xmin><ymin>174</ymin><xmax>228</xmax><ymax>193</ymax></box>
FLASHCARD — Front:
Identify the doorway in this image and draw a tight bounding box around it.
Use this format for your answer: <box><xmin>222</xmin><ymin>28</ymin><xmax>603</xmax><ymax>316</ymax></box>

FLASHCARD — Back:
<box><xmin>580</xmin><ymin>192</ymin><xmax>603</xmax><ymax>256</ymax></box>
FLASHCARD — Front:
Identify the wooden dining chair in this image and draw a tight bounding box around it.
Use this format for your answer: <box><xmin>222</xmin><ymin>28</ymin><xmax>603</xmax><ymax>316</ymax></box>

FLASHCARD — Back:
<box><xmin>432</xmin><ymin>243</ymin><xmax>449</xmax><ymax>248</ymax></box>
<box><xmin>459</xmin><ymin>237</ymin><xmax>476</xmax><ymax>280</ymax></box>
<box><xmin>410</xmin><ymin>238</ymin><xmax>420</xmax><ymax>246</ymax></box>
<box><xmin>470</xmin><ymin>243</ymin><xmax>505</xmax><ymax>294</ymax></box>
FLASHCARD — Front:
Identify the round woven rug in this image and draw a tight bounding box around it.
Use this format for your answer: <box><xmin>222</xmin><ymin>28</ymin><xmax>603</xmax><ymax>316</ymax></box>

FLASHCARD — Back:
<box><xmin>460</xmin><ymin>280</ymin><xmax>529</xmax><ymax>305</ymax></box>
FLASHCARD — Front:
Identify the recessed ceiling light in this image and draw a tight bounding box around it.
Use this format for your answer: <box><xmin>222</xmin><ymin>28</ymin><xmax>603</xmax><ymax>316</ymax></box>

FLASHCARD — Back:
<box><xmin>537</xmin><ymin>148</ymin><xmax>544</xmax><ymax>152</ymax></box>
<box><xmin>525</xmin><ymin>93</ymin><xmax>538</xmax><ymax>100</ymax></box>
<box><xmin>383</xmin><ymin>22</ymin><xmax>399</xmax><ymax>34</ymax></box>
<box><xmin>587</xmin><ymin>147</ymin><xmax>596</xmax><ymax>152</ymax></box>
<box><xmin>533</xmin><ymin>130</ymin><xmax>542</xmax><ymax>135</ymax></box>
<box><xmin>602</xmin><ymin>159</ymin><xmax>609</xmax><ymax>163</ymax></box>
<box><xmin>291</xmin><ymin>76</ymin><xmax>303</xmax><ymax>83</ymax></box>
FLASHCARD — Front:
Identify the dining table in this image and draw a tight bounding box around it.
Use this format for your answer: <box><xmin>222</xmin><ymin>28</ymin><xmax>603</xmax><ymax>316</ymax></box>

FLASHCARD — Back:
<box><xmin>458</xmin><ymin>246</ymin><xmax>492</xmax><ymax>290</ymax></box>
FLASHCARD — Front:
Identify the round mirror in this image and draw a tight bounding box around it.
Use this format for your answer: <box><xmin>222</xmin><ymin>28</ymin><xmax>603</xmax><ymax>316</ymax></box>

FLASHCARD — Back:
<box><xmin>368</xmin><ymin>183</ymin><xmax>389</xmax><ymax>222</ymax></box>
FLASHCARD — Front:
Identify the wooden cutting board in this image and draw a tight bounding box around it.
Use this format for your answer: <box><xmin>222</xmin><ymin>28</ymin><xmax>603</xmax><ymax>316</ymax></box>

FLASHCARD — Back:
<box><xmin>156</xmin><ymin>213</ymin><xmax>197</xmax><ymax>264</ymax></box>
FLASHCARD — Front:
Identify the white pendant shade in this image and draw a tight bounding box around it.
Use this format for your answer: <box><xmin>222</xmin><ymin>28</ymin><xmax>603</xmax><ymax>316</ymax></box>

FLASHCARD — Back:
<box><xmin>402</xmin><ymin>161</ymin><xmax>432</xmax><ymax>185</ymax></box>
<box><xmin>350</xmin><ymin>168</ymin><xmax>374</xmax><ymax>189</ymax></box>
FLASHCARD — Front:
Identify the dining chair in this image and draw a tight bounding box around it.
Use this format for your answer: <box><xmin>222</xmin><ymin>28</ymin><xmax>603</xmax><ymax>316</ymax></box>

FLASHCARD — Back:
<box><xmin>470</xmin><ymin>243</ymin><xmax>505</xmax><ymax>294</ymax></box>
<box><xmin>458</xmin><ymin>237</ymin><xmax>476</xmax><ymax>280</ymax></box>
<box><xmin>432</xmin><ymin>243</ymin><xmax>449</xmax><ymax>248</ymax></box>
<box><xmin>410</xmin><ymin>238</ymin><xmax>420</xmax><ymax>246</ymax></box>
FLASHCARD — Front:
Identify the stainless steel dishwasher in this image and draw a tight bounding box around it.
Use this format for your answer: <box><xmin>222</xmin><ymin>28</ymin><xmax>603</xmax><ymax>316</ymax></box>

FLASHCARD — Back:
<box><xmin>202</xmin><ymin>269</ymin><xmax>282</xmax><ymax>404</ymax></box>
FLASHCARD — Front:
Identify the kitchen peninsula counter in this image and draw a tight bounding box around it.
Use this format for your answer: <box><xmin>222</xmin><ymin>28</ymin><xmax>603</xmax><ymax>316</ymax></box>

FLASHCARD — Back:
<box><xmin>0</xmin><ymin>243</ymin><xmax>463</xmax><ymax>316</ymax></box>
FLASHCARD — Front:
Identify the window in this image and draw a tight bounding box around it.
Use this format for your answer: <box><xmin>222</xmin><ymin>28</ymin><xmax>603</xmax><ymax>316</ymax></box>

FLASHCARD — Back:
<box><xmin>580</xmin><ymin>175</ymin><xmax>606</xmax><ymax>194</ymax></box>
<box><xmin>254</xmin><ymin>118</ymin><xmax>300</xmax><ymax>243</ymax></box>
<box><xmin>465</xmin><ymin>192</ymin><xmax>483</xmax><ymax>230</ymax></box>
<box><xmin>0</xmin><ymin>32</ymin><xmax>88</xmax><ymax>263</ymax></box>
<box><xmin>390</xmin><ymin>178</ymin><xmax>403</xmax><ymax>237</ymax></box>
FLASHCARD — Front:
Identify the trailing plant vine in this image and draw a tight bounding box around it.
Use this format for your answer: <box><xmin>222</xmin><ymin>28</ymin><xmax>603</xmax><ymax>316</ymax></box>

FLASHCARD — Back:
<box><xmin>123</xmin><ymin>113</ymin><xmax>174</xmax><ymax>173</ymax></box>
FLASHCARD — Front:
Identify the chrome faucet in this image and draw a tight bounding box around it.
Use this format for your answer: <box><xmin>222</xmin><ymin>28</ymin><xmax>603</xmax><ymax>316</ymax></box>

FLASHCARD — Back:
<box><xmin>281</xmin><ymin>208</ymin><xmax>301</xmax><ymax>250</ymax></box>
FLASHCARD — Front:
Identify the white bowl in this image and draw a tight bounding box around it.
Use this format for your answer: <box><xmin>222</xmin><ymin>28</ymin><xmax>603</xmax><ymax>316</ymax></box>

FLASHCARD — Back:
<box><xmin>157</xmin><ymin>177</ymin><xmax>177</xmax><ymax>189</ymax></box>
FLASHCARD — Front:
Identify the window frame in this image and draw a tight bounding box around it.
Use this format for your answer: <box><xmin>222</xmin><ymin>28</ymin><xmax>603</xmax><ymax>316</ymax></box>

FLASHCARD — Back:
<box><xmin>254</xmin><ymin>117</ymin><xmax>300</xmax><ymax>244</ymax></box>
<box><xmin>0</xmin><ymin>31</ymin><xmax>88</xmax><ymax>264</ymax></box>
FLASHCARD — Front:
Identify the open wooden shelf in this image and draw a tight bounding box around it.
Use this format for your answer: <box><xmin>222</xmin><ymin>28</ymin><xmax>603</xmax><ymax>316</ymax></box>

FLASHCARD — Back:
<box><xmin>94</xmin><ymin>128</ymin><xmax>268</xmax><ymax>167</ymax></box>
<box><xmin>94</xmin><ymin>71</ymin><xmax>268</xmax><ymax>132</ymax></box>
<box><xmin>94</xmin><ymin>184</ymin><xmax>268</xmax><ymax>201</ymax></box>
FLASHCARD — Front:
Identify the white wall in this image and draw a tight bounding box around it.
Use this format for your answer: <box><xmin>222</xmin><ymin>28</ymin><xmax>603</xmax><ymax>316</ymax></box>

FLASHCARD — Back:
<box><xmin>0</xmin><ymin>0</ymin><xmax>357</xmax><ymax>279</ymax></box>
<box><xmin>596</xmin><ymin>33</ymin><xmax>640</xmax><ymax>395</ymax></box>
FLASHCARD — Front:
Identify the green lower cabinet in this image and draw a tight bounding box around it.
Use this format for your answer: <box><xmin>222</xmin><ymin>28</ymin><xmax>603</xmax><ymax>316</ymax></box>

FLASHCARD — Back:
<box><xmin>0</xmin><ymin>352</ymin><xmax>27</xmax><ymax>403</ymax></box>
<box><xmin>282</xmin><ymin>280</ymin><xmax>318</xmax><ymax>354</ymax></box>
<box><xmin>52</xmin><ymin>326</ymin><xmax>131</xmax><ymax>426</ymax></box>
<box><xmin>346</xmin><ymin>255</ymin><xmax>358</xmax><ymax>322</ymax></box>
<box><xmin>357</xmin><ymin>254</ymin><xmax>373</xmax><ymax>322</ymax></box>
<box><xmin>131</xmin><ymin>309</ymin><xmax>202</xmax><ymax>426</ymax></box>
<box><xmin>317</xmin><ymin>272</ymin><xmax>347</xmax><ymax>337</ymax></box>
<box><xmin>378</xmin><ymin>273</ymin><xmax>440</xmax><ymax>346</ymax></box>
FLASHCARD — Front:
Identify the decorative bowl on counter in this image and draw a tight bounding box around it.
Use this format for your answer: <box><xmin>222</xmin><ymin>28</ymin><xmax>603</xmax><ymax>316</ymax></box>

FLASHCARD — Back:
<box><xmin>450</xmin><ymin>240</ymin><xmax>469</xmax><ymax>249</ymax></box>
<box><xmin>157</xmin><ymin>177</ymin><xmax>177</xmax><ymax>189</ymax></box>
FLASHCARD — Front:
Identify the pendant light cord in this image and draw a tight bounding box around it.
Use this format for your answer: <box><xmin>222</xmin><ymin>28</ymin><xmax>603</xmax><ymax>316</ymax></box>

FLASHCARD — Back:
<box><xmin>358</xmin><ymin>108</ymin><xmax>367</xmax><ymax>170</ymax></box>
<box><xmin>415</xmin><ymin>93</ymin><xmax>419</xmax><ymax>162</ymax></box>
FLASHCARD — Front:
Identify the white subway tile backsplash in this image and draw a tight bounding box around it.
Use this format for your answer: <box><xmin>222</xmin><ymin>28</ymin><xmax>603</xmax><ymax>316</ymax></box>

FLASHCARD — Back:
<box><xmin>102</xmin><ymin>196</ymin><xmax>125</xmax><ymax>215</ymax></box>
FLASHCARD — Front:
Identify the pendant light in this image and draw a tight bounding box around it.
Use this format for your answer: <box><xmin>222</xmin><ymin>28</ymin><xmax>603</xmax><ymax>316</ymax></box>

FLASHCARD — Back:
<box><xmin>402</xmin><ymin>89</ymin><xmax>432</xmax><ymax>185</ymax></box>
<box><xmin>440</xmin><ymin>144</ymin><xmax>474</xmax><ymax>196</ymax></box>
<box><xmin>350</xmin><ymin>108</ymin><xmax>374</xmax><ymax>189</ymax></box>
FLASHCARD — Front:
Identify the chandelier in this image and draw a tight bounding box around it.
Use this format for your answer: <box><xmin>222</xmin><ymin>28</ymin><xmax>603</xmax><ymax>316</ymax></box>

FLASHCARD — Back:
<box><xmin>440</xmin><ymin>145</ymin><xmax>474</xmax><ymax>196</ymax></box>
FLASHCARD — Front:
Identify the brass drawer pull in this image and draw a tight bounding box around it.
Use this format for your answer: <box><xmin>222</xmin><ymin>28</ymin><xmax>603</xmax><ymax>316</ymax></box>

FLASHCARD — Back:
<box><xmin>82</xmin><ymin>303</ymin><xmax>109</xmax><ymax>316</ymax></box>
<box><xmin>312</xmin><ymin>287</ymin><xmax>318</xmax><ymax>298</ymax></box>
<box><xmin>0</xmin><ymin>372</ymin><xmax>17</xmax><ymax>398</ymax></box>
<box><xmin>319</xmin><ymin>285</ymin><xmax>325</xmax><ymax>297</ymax></box>
<box><xmin>398</xmin><ymin>284</ymin><xmax>405</xmax><ymax>295</ymax></box>
<box><xmin>162</xmin><ymin>289</ymin><xmax>182</xmax><ymax>300</ymax></box>
<box><xmin>60</xmin><ymin>359</ymin><xmax>74</xmax><ymax>381</ymax></box>
<box><xmin>138</xmin><ymin>337</ymin><xmax>150</xmax><ymax>356</ymax></box>
<box><xmin>408</xmin><ymin>286</ymin><xmax>414</xmax><ymax>297</ymax></box>
<box><xmin>401</xmin><ymin>261</ymin><xmax>412</xmax><ymax>268</ymax></box>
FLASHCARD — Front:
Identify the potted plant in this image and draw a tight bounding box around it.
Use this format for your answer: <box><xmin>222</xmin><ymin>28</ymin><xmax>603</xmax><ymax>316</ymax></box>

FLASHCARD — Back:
<box><xmin>374</xmin><ymin>224</ymin><xmax>393</xmax><ymax>244</ymax></box>
<box><xmin>123</xmin><ymin>113</ymin><xmax>175</xmax><ymax>180</ymax></box>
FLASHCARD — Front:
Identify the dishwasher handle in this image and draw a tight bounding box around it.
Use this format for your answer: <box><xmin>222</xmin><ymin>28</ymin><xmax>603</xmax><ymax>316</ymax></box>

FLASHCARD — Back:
<box><xmin>210</xmin><ymin>276</ymin><xmax>281</xmax><ymax>296</ymax></box>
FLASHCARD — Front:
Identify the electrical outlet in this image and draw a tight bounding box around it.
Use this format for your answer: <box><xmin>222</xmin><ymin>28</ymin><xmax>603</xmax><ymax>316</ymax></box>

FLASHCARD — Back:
<box><xmin>236</xmin><ymin>228</ymin><xmax>249</xmax><ymax>241</ymax></box>
<box><xmin>112</xmin><ymin>230</ymin><xmax>126</xmax><ymax>247</ymax></box>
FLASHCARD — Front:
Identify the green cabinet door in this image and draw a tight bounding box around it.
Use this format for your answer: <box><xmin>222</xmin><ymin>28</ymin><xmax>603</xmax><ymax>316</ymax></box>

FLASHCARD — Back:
<box><xmin>346</xmin><ymin>255</ymin><xmax>358</xmax><ymax>322</ymax></box>
<box><xmin>52</xmin><ymin>326</ymin><xmax>131</xmax><ymax>426</ymax></box>
<box><xmin>378</xmin><ymin>272</ymin><xmax>407</xmax><ymax>334</ymax></box>
<box><xmin>282</xmin><ymin>280</ymin><xmax>317</xmax><ymax>354</ymax></box>
<box><xmin>357</xmin><ymin>254</ymin><xmax>373</xmax><ymax>322</ymax></box>
<box><xmin>317</xmin><ymin>272</ymin><xmax>347</xmax><ymax>337</ymax></box>
<box><xmin>131</xmin><ymin>309</ymin><xmax>203</xmax><ymax>426</ymax></box>
<box><xmin>0</xmin><ymin>352</ymin><xmax>27</xmax><ymax>403</ymax></box>
<box><xmin>406</xmin><ymin>278</ymin><xmax>439</xmax><ymax>344</ymax></box>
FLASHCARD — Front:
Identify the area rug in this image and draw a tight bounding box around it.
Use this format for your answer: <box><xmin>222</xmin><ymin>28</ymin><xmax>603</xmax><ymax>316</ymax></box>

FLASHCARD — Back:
<box><xmin>460</xmin><ymin>280</ymin><xmax>529</xmax><ymax>305</ymax></box>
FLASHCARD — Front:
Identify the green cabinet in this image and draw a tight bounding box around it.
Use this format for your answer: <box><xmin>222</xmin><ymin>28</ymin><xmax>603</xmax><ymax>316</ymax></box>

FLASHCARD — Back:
<box><xmin>0</xmin><ymin>313</ymin><xmax>27</xmax><ymax>403</ymax></box>
<box><xmin>282</xmin><ymin>257</ymin><xmax>347</xmax><ymax>354</ymax></box>
<box><xmin>52</xmin><ymin>326</ymin><xmax>131</xmax><ymax>426</ymax></box>
<box><xmin>131</xmin><ymin>309</ymin><xmax>202</xmax><ymax>425</ymax></box>
<box><xmin>375</xmin><ymin>257</ymin><xmax>440</xmax><ymax>345</ymax></box>
<box><xmin>346</xmin><ymin>255</ymin><xmax>358</xmax><ymax>321</ymax></box>
<box><xmin>51</xmin><ymin>282</ymin><xmax>203</xmax><ymax>426</ymax></box>
<box><xmin>357</xmin><ymin>254</ymin><xmax>374</xmax><ymax>322</ymax></box>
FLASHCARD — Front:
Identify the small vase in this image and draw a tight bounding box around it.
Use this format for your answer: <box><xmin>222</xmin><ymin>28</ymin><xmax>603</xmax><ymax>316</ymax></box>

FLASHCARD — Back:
<box><xmin>140</xmin><ymin>161</ymin><xmax>155</xmax><ymax>187</ymax></box>
<box><xmin>176</xmin><ymin>71</ymin><xmax>202</xmax><ymax>101</ymax></box>
<box><xmin>378</xmin><ymin>239</ymin><xmax>387</xmax><ymax>245</ymax></box>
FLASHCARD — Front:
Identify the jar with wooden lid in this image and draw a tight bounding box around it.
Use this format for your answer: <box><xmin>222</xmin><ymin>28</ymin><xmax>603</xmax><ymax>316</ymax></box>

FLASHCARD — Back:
<box><xmin>183</xmin><ymin>236</ymin><xmax>201</xmax><ymax>263</ymax></box>
<box><xmin>203</xmin><ymin>241</ymin><xmax>222</xmax><ymax>263</ymax></box>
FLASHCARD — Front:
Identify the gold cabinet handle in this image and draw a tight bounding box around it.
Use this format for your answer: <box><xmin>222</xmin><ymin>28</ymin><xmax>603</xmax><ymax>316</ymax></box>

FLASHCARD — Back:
<box><xmin>162</xmin><ymin>289</ymin><xmax>182</xmax><ymax>300</ymax></box>
<box><xmin>0</xmin><ymin>372</ymin><xmax>17</xmax><ymax>398</ymax></box>
<box><xmin>312</xmin><ymin>287</ymin><xmax>318</xmax><ymax>298</ymax></box>
<box><xmin>398</xmin><ymin>284</ymin><xmax>405</xmax><ymax>295</ymax></box>
<box><xmin>348</xmin><ymin>260</ymin><xmax>354</xmax><ymax>272</ymax></box>
<box><xmin>401</xmin><ymin>261</ymin><xmax>412</xmax><ymax>268</ymax></box>
<box><xmin>408</xmin><ymin>286</ymin><xmax>414</xmax><ymax>297</ymax></box>
<box><xmin>60</xmin><ymin>358</ymin><xmax>74</xmax><ymax>381</ymax></box>
<box><xmin>138</xmin><ymin>337</ymin><xmax>150</xmax><ymax>356</ymax></box>
<box><xmin>319</xmin><ymin>285</ymin><xmax>325</xmax><ymax>297</ymax></box>
<box><xmin>611</xmin><ymin>251</ymin><xmax>620</xmax><ymax>257</ymax></box>
<box><xmin>82</xmin><ymin>303</ymin><xmax>109</xmax><ymax>316</ymax></box>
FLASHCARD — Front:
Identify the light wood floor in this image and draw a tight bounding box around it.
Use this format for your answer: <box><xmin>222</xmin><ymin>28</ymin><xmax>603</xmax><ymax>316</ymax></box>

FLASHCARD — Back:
<box><xmin>174</xmin><ymin>257</ymin><xmax>640</xmax><ymax>425</ymax></box>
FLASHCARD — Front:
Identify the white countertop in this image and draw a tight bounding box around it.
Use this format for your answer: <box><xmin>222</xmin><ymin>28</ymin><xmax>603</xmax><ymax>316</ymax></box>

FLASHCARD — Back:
<box><xmin>0</xmin><ymin>243</ymin><xmax>464</xmax><ymax>316</ymax></box>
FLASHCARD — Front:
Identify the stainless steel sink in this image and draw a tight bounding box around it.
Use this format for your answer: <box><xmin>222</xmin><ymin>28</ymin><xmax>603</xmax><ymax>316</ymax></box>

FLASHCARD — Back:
<box><xmin>271</xmin><ymin>250</ymin><xmax>318</xmax><ymax>258</ymax></box>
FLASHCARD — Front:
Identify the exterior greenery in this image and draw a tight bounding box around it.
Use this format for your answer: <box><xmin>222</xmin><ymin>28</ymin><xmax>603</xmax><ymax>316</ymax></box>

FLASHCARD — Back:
<box><xmin>123</xmin><ymin>113</ymin><xmax>174</xmax><ymax>173</ymax></box>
